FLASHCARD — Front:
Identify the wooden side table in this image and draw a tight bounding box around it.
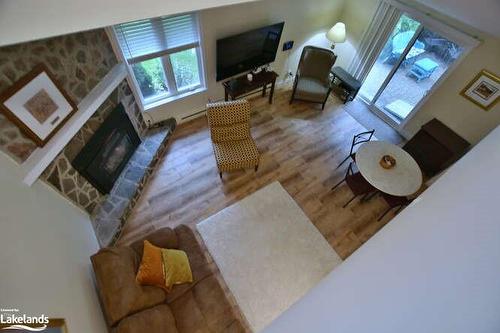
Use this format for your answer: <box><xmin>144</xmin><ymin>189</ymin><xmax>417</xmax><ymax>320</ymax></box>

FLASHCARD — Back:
<box><xmin>222</xmin><ymin>70</ymin><xmax>278</xmax><ymax>104</ymax></box>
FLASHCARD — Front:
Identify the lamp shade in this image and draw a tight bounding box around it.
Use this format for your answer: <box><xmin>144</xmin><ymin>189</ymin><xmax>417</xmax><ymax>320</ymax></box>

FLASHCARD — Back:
<box><xmin>326</xmin><ymin>22</ymin><xmax>346</xmax><ymax>43</ymax></box>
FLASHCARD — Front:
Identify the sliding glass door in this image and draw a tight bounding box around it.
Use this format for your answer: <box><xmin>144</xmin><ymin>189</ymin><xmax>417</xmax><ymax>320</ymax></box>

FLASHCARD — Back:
<box><xmin>359</xmin><ymin>12</ymin><xmax>466</xmax><ymax>130</ymax></box>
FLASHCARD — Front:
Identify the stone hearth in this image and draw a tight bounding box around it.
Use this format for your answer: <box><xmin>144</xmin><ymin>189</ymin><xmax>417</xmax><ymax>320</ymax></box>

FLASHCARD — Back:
<box><xmin>91</xmin><ymin>119</ymin><xmax>176</xmax><ymax>247</ymax></box>
<box><xmin>0</xmin><ymin>25</ymin><xmax>178</xmax><ymax>247</ymax></box>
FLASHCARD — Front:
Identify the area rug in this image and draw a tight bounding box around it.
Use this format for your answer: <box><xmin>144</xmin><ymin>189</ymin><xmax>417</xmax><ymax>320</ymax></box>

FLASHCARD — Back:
<box><xmin>197</xmin><ymin>181</ymin><xmax>342</xmax><ymax>332</ymax></box>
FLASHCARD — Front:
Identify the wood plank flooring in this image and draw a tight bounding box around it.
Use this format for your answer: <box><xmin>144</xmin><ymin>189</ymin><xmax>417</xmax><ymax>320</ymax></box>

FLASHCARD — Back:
<box><xmin>118</xmin><ymin>87</ymin><xmax>405</xmax><ymax>259</ymax></box>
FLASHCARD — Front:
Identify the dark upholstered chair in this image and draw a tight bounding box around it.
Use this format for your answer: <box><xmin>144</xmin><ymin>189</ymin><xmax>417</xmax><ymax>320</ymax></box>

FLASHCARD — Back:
<box><xmin>290</xmin><ymin>46</ymin><xmax>337</xmax><ymax>110</ymax></box>
<box><xmin>336</xmin><ymin>129</ymin><xmax>375</xmax><ymax>170</ymax></box>
<box><xmin>331</xmin><ymin>162</ymin><xmax>375</xmax><ymax>208</ymax></box>
<box><xmin>377</xmin><ymin>193</ymin><xmax>412</xmax><ymax>221</ymax></box>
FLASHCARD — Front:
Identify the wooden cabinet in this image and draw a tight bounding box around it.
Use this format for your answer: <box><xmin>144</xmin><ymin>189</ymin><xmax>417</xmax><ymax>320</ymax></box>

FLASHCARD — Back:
<box><xmin>222</xmin><ymin>70</ymin><xmax>278</xmax><ymax>104</ymax></box>
<box><xmin>403</xmin><ymin>119</ymin><xmax>470</xmax><ymax>177</ymax></box>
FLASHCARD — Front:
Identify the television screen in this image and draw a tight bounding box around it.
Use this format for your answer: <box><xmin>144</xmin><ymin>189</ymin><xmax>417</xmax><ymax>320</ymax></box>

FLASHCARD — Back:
<box><xmin>216</xmin><ymin>22</ymin><xmax>285</xmax><ymax>81</ymax></box>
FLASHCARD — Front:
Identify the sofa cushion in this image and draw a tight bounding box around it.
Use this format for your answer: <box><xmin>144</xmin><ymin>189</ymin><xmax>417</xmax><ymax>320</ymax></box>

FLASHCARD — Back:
<box><xmin>166</xmin><ymin>225</ymin><xmax>213</xmax><ymax>303</ymax></box>
<box><xmin>162</xmin><ymin>249</ymin><xmax>193</xmax><ymax>291</ymax></box>
<box><xmin>170</xmin><ymin>289</ymin><xmax>208</xmax><ymax>333</ymax></box>
<box><xmin>91</xmin><ymin>247</ymin><xmax>166</xmax><ymax>327</ymax></box>
<box><xmin>170</xmin><ymin>275</ymin><xmax>243</xmax><ymax>333</ymax></box>
<box><xmin>130</xmin><ymin>227</ymin><xmax>179</xmax><ymax>258</ymax></box>
<box><xmin>136</xmin><ymin>241</ymin><xmax>166</xmax><ymax>290</ymax></box>
<box><xmin>114</xmin><ymin>304</ymin><xmax>178</xmax><ymax>333</ymax></box>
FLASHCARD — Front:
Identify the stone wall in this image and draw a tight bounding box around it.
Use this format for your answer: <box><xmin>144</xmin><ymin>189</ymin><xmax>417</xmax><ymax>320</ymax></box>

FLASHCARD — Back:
<box><xmin>0</xmin><ymin>29</ymin><xmax>118</xmax><ymax>163</ymax></box>
<box><xmin>42</xmin><ymin>80</ymin><xmax>147</xmax><ymax>213</ymax></box>
<box><xmin>0</xmin><ymin>28</ymin><xmax>148</xmax><ymax>214</ymax></box>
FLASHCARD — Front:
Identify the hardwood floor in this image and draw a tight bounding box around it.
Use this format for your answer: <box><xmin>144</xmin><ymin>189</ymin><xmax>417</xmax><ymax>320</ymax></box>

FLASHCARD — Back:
<box><xmin>118</xmin><ymin>87</ymin><xmax>404</xmax><ymax>259</ymax></box>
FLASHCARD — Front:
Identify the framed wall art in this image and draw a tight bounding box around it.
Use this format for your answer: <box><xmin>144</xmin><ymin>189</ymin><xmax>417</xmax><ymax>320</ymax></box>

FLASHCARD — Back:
<box><xmin>460</xmin><ymin>69</ymin><xmax>500</xmax><ymax>111</ymax></box>
<box><xmin>0</xmin><ymin>64</ymin><xmax>77</xmax><ymax>147</ymax></box>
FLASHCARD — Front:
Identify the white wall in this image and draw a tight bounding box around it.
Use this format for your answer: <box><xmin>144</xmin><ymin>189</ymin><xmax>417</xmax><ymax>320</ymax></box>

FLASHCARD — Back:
<box><xmin>146</xmin><ymin>0</ymin><xmax>346</xmax><ymax>123</ymax></box>
<box><xmin>0</xmin><ymin>153</ymin><xmax>106</xmax><ymax>333</ymax></box>
<box><xmin>263</xmin><ymin>125</ymin><xmax>500</xmax><ymax>333</ymax></box>
<box><xmin>414</xmin><ymin>0</ymin><xmax>500</xmax><ymax>38</ymax></box>
<box><xmin>334</xmin><ymin>0</ymin><xmax>380</xmax><ymax>75</ymax></box>
<box><xmin>0</xmin><ymin>0</ymin><xmax>259</xmax><ymax>47</ymax></box>
<box><xmin>402</xmin><ymin>34</ymin><xmax>500</xmax><ymax>144</ymax></box>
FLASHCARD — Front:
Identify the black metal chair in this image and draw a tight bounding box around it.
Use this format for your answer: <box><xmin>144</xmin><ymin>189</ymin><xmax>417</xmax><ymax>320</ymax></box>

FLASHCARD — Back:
<box><xmin>331</xmin><ymin>162</ymin><xmax>375</xmax><ymax>208</ymax></box>
<box><xmin>377</xmin><ymin>193</ymin><xmax>412</xmax><ymax>221</ymax></box>
<box><xmin>336</xmin><ymin>129</ymin><xmax>375</xmax><ymax>170</ymax></box>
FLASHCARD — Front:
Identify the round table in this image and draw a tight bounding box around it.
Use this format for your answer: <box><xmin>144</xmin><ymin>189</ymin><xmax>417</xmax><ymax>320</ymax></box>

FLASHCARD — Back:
<box><xmin>356</xmin><ymin>141</ymin><xmax>422</xmax><ymax>196</ymax></box>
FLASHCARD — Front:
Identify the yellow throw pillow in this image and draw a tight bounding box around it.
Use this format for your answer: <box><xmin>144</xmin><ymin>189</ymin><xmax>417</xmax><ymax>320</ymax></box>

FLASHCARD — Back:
<box><xmin>161</xmin><ymin>249</ymin><xmax>193</xmax><ymax>291</ymax></box>
<box><xmin>136</xmin><ymin>240</ymin><xmax>165</xmax><ymax>289</ymax></box>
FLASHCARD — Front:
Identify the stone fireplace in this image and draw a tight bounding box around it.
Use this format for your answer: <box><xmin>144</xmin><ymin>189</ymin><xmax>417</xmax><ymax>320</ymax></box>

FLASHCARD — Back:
<box><xmin>72</xmin><ymin>103</ymin><xmax>141</xmax><ymax>194</ymax></box>
<box><xmin>0</xmin><ymin>27</ymin><xmax>176</xmax><ymax>247</ymax></box>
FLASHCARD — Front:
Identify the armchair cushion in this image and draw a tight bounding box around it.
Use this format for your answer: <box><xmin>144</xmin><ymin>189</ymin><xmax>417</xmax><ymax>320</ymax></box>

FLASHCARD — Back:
<box><xmin>291</xmin><ymin>46</ymin><xmax>337</xmax><ymax>107</ymax></box>
<box><xmin>213</xmin><ymin>140</ymin><xmax>259</xmax><ymax>172</ymax></box>
<box><xmin>294</xmin><ymin>77</ymin><xmax>330</xmax><ymax>102</ymax></box>
<box><xmin>207</xmin><ymin>100</ymin><xmax>251</xmax><ymax>127</ymax></box>
<box><xmin>211</xmin><ymin>122</ymin><xmax>250</xmax><ymax>143</ymax></box>
<box><xmin>206</xmin><ymin>99</ymin><xmax>259</xmax><ymax>174</ymax></box>
<box><xmin>299</xmin><ymin>49</ymin><xmax>336</xmax><ymax>84</ymax></box>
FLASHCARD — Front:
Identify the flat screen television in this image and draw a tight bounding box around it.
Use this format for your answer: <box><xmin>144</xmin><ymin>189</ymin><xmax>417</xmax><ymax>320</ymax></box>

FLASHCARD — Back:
<box><xmin>216</xmin><ymin>22</ymin><xmax>285</xmax><ymax>81</ymax></box>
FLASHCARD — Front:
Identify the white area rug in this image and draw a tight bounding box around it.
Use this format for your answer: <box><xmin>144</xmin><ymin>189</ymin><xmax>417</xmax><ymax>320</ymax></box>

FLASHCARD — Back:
<box><xmin>197</xmin><ymin>182</ymin><xmax>342</xmax><ymax>332</ymax></box>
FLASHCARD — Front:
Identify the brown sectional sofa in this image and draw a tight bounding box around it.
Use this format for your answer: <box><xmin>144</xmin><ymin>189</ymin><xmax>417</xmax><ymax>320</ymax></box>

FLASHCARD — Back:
<box><xmin>91</xmin><ymin>225</ymin><xmax>246</xmax><ymax>333</ymax></box>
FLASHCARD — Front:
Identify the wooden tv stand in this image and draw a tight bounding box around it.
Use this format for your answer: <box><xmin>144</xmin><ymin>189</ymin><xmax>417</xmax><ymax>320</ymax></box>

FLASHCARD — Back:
<box><xmin>222</xmin><ymin>70</ymin><xmax>278</xmax><ymax>104</ymax></box>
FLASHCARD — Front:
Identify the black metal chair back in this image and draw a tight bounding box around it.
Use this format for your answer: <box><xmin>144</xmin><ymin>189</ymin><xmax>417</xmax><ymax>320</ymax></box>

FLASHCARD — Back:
<box><xmin>336</xmin><ymin>129</ymin><xmax>375</xmax><ymax>170</ymax></box>
<box><xmin>349</xmin><ymin>129</ymin><xmax>375</xmax><ymax>156</ymax></box>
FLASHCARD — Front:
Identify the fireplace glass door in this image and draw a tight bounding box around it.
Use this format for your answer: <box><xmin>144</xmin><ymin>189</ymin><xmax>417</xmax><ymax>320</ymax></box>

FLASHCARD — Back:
<box><xmin>72</xmin><ymin>104</ymin><xmax>141</xmax><ymax>194</ymax></box>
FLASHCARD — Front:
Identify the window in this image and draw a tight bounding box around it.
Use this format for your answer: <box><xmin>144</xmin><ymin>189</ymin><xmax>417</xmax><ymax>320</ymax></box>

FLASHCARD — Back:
<box><xmin>113</xmin><ymin>13</ymin><xmax>205</xmax><ymax>107</ymax></box>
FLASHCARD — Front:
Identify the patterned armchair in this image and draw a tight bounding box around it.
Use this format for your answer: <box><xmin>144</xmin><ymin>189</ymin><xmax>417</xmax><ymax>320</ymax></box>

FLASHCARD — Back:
<box><xmin>206</xmin><ymin>100</ymin><xmax>260</xmax><ymax>179</ymax></box>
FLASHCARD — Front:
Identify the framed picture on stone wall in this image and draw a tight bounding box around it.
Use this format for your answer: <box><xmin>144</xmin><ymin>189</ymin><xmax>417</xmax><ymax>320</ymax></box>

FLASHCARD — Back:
<box><xmin>460</xmin><ymin>69</ymin><xmax>500</xmax><ymax>111</ymax></box>
<box><xmin>0</xmin><ymin>64</ymin><xmax>77</xmax><ymax>147</ymax></box>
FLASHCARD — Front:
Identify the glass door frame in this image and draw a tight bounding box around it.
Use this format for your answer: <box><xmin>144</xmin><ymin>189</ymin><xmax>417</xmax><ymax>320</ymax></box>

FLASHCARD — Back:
<box><xmin>360</xmin><ymin>0</ymin><xmax>480</xmax><ymax>137</ymax></box>
<box><xmin>365</xmin><ymin>14</ymin><xmax>425</xmax><ymax>129</ymax></box>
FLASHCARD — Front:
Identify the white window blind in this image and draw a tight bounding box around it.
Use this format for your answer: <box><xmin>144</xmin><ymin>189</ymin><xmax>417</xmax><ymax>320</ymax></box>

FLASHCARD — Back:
<box><xmin>115</xmin><ymin>13</ymin><xmax>200</xmax><ymax>64</ymax></box>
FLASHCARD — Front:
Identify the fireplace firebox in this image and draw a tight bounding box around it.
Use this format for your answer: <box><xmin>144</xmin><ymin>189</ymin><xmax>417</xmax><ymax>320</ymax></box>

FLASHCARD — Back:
<box><xmin>72</xmin><ymin>103</ymin><xmax>141</xmax><ymax>194</ymax></box>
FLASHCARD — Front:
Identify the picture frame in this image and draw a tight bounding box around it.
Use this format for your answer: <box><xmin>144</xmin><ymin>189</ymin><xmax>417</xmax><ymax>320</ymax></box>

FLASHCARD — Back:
<box><xmin>460</xmin><ymin>69</ymin><xmax>500</xmax><ymax>111</ymax></box>
<box><xmin>0</xmin><ymin>64</ymin><xmax>77</xmax><ymax>147</ymax></box>
<box><xmin>0</xmin><ymin>318</ymin><xmax>68</xmax><ymax>332</ymax></box>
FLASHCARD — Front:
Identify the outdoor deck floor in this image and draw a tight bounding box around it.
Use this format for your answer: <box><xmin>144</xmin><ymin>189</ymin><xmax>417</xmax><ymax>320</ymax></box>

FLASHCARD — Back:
<box><xmin>359</xmin><ymin>52</ymin><xmax>449</xmax><ymax>123</ymax></box>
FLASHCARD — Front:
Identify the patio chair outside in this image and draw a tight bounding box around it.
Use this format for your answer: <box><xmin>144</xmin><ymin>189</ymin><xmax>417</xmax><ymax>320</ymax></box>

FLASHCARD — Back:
<box><xmin>385</xmin><ymin>31</ymin><xmax>425</xmax><ymax>65</ymax></box>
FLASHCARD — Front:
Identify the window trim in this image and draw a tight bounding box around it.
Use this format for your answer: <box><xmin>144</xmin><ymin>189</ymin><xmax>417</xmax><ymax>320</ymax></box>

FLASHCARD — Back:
<box><xmin>106</xmin><ymin>12</ymin><xmax>205</xmax><ymax>111</ymax></box>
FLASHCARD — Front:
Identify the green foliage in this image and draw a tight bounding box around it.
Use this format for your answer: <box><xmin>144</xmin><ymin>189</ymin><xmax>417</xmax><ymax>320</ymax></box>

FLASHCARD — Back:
<box><xmin>132</xmin><ymin>49</ymin><xmax>200</xmax><ymax>99</ymax></box>
<box><xmin>393</xmin><ymin>15</ymin><xmax>420</xmax><ymax>36</ymax></box>
<box><xmin>132</xmin><ymin>58</ymin><xmax>167</xmax><ymax>98</ymax></box>
<box><xmin>171</xmin><ymin>49</ymin><xmax>200</xmax><ymax>88</ymax></box>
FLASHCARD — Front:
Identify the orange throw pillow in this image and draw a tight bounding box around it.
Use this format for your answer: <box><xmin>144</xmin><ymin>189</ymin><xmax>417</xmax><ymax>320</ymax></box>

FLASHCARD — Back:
<box><xmin>136</xmin><ymin>240</ymin><xmax>165</xmax><ymax>289</ymax></box>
